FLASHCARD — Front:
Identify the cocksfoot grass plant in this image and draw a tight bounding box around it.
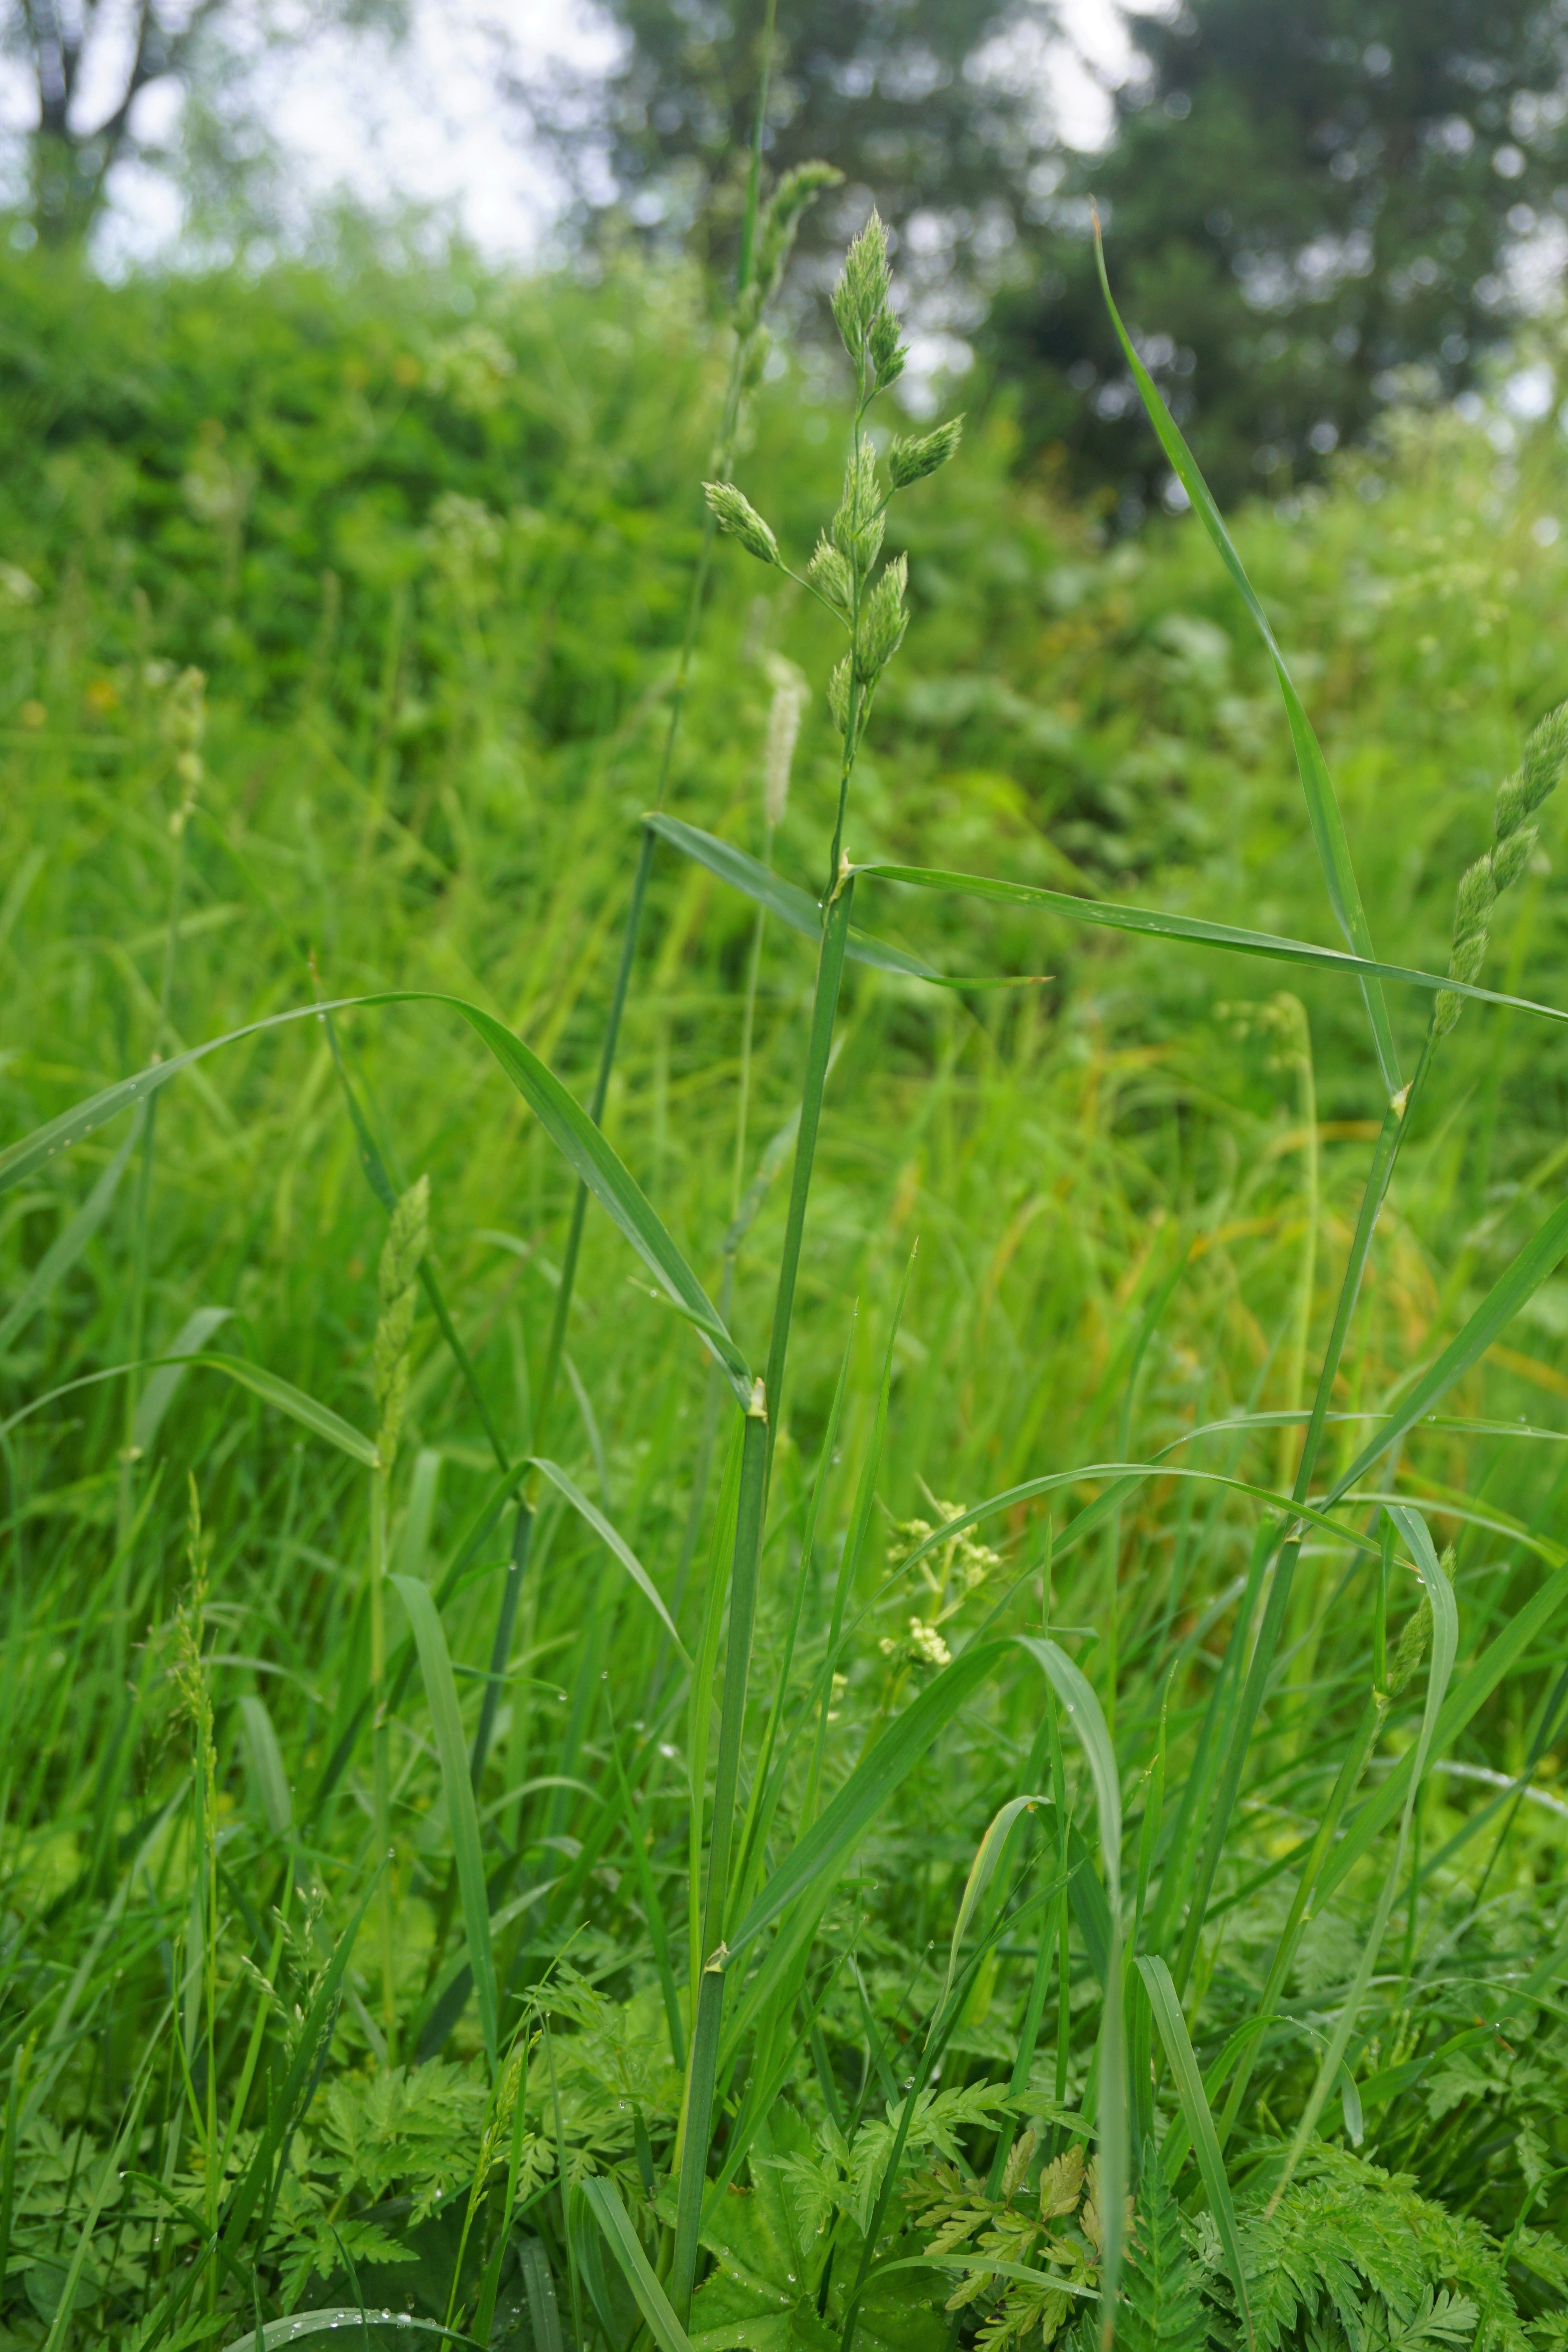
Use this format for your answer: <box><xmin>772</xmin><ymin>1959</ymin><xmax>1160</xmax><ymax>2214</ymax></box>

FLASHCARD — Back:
<box><xmin>11</xmin><ymin>121</ymin><xmax>1568</xmax><ymax>2352</ymax></box>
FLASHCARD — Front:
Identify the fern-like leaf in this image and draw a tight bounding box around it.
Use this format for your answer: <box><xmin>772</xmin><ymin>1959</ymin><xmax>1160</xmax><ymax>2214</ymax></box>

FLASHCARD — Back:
<box><xmin>1119</xmin><ymin>2143</ymin><xmax>1207</xmax><ymax>2352</ymax></box>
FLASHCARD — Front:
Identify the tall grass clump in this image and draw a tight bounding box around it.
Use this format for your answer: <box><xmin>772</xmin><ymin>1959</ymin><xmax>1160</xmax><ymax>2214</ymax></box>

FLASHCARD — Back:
<box><xmin>8</xmin><ymin>77</ymin><xmax>1568</xmax><ymax>2352</ymax></box>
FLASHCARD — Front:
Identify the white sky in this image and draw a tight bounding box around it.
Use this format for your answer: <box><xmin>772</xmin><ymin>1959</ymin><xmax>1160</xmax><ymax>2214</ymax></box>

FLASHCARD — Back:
<box><xmin>33</xmin><ymin>0</ymin><xmax>1146</xmax><ymax>270</ymax></box>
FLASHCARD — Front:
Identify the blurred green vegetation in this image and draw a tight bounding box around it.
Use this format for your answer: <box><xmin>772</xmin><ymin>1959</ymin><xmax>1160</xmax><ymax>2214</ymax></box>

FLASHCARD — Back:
<box><xmin>7</xmin><ymin>245</ymin><xmax>1568</xmax><ymax>2348</ymax></box>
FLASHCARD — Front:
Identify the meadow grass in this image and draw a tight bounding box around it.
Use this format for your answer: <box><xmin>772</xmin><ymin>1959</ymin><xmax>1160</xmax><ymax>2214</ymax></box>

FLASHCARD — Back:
<box><xmin>4</xmin><ymin>183</ymin><xmax>1568</xmax><ymax>2352</ymax></box>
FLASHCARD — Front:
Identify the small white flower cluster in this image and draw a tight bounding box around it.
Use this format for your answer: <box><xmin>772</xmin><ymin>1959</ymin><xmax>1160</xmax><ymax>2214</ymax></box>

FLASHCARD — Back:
<box><xmin>880</xmin><ymin>1616</ymin><xmax>952</xmax><ymax>1669</ymax></box>
<box><xmin>887</xmin><ymin>1504</ymin><xmax>1000</xmax><ymax>1595</ymax></box>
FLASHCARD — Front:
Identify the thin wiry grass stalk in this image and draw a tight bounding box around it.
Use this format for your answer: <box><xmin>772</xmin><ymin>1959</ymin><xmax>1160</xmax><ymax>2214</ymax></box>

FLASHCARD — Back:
<box><xmin>669</xmin><ymin>1393</ymin><xmax>768</xmax><ymax>2316</ymax></box>
<box><xmin>761</xmin><ymin>875</ymin><xmax>855</xmax><ymax>1464</ymax></box>
<box><xmin>474</xmin><ymin>47</ymin><xmax>825</xmax><ymax>1816</ymax></box>
<box><xmin>1170</xmin><ymin>1055</ymin><xmax>1428</xmax><ymax>1996</ymax></box>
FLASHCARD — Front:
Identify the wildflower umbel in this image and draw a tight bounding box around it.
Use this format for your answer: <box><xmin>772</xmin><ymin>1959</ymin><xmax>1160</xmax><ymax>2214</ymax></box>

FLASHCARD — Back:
<box><xmin>1435</xmin><ymin>699</ymin><xmax>1568</xmax><ymax>1036</ymax></box>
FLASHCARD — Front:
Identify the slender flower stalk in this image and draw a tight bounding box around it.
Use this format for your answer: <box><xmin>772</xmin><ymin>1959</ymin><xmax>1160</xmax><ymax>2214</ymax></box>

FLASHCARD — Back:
<box><xmin>473</xmin><ymin>125</ymin><xmax>842</xmax><ymax>1797</ymax></box>
<box><xmin>671</xmin><ymin>208</ymin><xmax>964</xmax><ymax>2321</ymax></box>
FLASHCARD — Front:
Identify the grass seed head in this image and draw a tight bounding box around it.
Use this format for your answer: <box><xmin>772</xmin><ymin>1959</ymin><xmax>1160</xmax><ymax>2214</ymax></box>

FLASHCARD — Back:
<box><xmin>748</xmin><ymin>161</ymin><xmax>842</xmax><ymax>322</ymax></box>
<box><xmin>888</xmin><ymin>417</ymin><xmax>964</xmax><ymax>490</ymax></box>
<box><xmin>830</xmin><ymin>443</ymin><xmax>884</xmax><ymax>575</ymax></box>
<box><xmin>807</xmin><ymin>533</ymin><xmax>853</xmax><ymax>613</ymax></box>
<box><xmin>831</xmin><ymin>207</ymin><xmax>893</xmax><ymax>365</ymax></box>
<box><xmin>1520</xmin><ymin>699</ymin><xmax>1568</xmax><ymax>816</ymax></box>
<box><xmin>855</xmin><ymin>552</ymin><xmax>908</xmax><ymax>683</ymax></box>
<box><xmin>1491</xmin><ymin>822</ymin><xmax>1539</xmax><ymax>892</ymax></box>
<box><xmin>374</xmin><ymin>1173</ymin><xmax>429</xmax><ymax>1466</ymax></box>
<box><xmin>762</xmin><ymin>653</ymin><xmax>808</xmax><ymax>829</ymax></box>
<box><xmin>869</xmin><ymin>306</ymin><xmax>907</xmax><ymax>390</ymax></box>
<box><xmin>703</xmin><ymin>480</ymin><xmax>780</xmax><ymax>566</ymax></box>
<box><xmin>1438</xmin><ymin>704</ymin><xmax>1564</xmax><ymax>1036</ymax></box>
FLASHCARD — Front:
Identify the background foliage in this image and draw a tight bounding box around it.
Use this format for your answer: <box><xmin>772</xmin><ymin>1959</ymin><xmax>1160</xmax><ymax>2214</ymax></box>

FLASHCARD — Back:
<box><xmin>6</xmin><ymin>218</ymin><xmax>1568</xmax><ymax>2352</ymax></box>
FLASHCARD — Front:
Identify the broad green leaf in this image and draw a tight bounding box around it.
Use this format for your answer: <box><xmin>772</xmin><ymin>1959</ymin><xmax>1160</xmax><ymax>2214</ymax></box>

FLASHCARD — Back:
<box><xmin>392</xmin><ymin>1575</ymin><xmax>499</xmax><ymax>2073</ymax></box>
<box><xmin>0</xmin><ymin>1105</ymin><xmax>142</xmax><ymax>1358</ymax></box>
<box><xmin>1137</xmin><ymin>1955</ymin><xmax>1254</xmax><ymax>2352</ymax></box>
<box><xmin>583</xmin><ymin>2176</ymin><xmax>698</xmax><ymax>2352</ymax></box>
<box><xmin>724</xmin><ymin>1639</ymin><xmax>1007</xmax><ymax>1966</ymax></box>
<box><xmin>849</xmin><ymin>860</ymin><xmax>1568</xmax><ymax>1033</ymax></box>
<box><xmin>0</xmin><ymin>1350</ymin><xmax>377</xmax><ymax>1460</ymax></box>
<box><xmin>238</xmin><ymin>1693</ymin><xmax>292</xmax><ymax>1838</ymax></box>
<box><xmin>1016</xmin><ymin>1637</ymin><xmax>1125</xmax><ymax>2337</ymax></box>
<box><xmin>1323</xmin><ymin>1552</ymin><xmax>1568</xmax><ymax>1908</ymax></box>
<box><xmin>221</xmin><ymin>2316</ymin><xmax>483</xmax><ymax>2352</ymax></box>
<box><xmin>530</xmin><ymin>1456</ymin><xmax>689</xmax><ymax>1664</ymax></box>
<box><xmin>940</xmin><ymin>1793</ymin><xmax>1049</xmax><ymax>2013</ymax></box>
<box><xmin>646</xmin><ymin>812</ymin><xmax>936</xmax><ymax>981</ymax></box>
<box><xmin>0</xmin><ymin>988</ymin><xmax>753</xmax><ymax>1406</ymax></box>
<box><xmin>1327</xmin><ymin>1191</ymin><xmax>1568</xmax><ymax>1505</ymax></box>
<box><xmin>1272</xmin><ymin>1504</ymin><xmax>1457</xmax><ymax>2207</ymax></box>
<box><xmin>1094</xmin><ymin>224</ymin><xmax>1402</xmax><ymax>1100</ymax></box>
<box><xmin>646</xmin><ymin>813</ymin><xmax>1041</xmax><ymax>991</ymax></box>
<box><xmin>194</xmin><ymin>1353</ymin><xmax>379</xmax><ymax>1465</ymax></box>
<box><xmin>1016</xmin><ymin>1638</ymin><xmax>1120</xmax><ymax>1880</ymax></box>
<box><xmin>133</xmin><ymin>1306</ymin><xmax>235</xmax><ymax>1452</ymax></box>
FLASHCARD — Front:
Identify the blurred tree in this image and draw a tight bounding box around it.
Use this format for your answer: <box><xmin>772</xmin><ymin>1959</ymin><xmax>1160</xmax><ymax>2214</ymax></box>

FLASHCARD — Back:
<box><xmin>983</xmin><ymin>0</ymin><xmax>1568</xmax><ymax>512</ymax></box>
<box><xmin>2</xmin><ymin>0</ymin><xmax>407</xmax><ymax>249</ymax></box>
<box><xmin>514</xmin><ymin>0</ymin><xmax>1060</xmax><ymax>323</ymax></box>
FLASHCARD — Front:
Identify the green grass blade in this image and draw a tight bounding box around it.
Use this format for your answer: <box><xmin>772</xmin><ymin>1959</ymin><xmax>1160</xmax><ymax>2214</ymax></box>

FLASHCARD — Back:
<box><xmin>646</xmin><ymin>811</ymin><xmax>940</xmax><ymax>982</ymax></box>
<box><xmin>804</xmin><ymin>1251</ymin><xmax>915</xmax><ymax>1825</ymax></box>
<box><xmin>731</xmin><ymin>1307</ymin><xmax>857</xmax><ymax>1911</ymax></box>
<box><xmin>221</xmin><ymin>2318</ymin><xmax>483</xmax><ymax>2352</ymax></box>
<box><xmin>1269</xmin><ymin>1506</ymin><xmax>1457</xmax><ymax>2207</ymax></box>
<box><xmin>849</xmin><ymin>860</ymin><xmax>1568</xmax><ymax>1031</ymax></box>
<box><xmin>196</xmin><ymin>1354</ymin><xmax>379</xmax><ymax>1465</ymax></box>
<box><xmin>0</xmin><ymin>1103</ymin><xmax>141</xmax><ymax>1357</ymax></box>
<box><xmin>0</xmin><ymin>1350</ymin><xmax>378</xmax><ymax>1459</ymax></box>
<box><xmin>583</xmin><ymin>2175</ymin><xmax>697</xmax><ymax>2352</ymax></box>
<box><xmin>132</xmin><ymin>1305</ymin><xmax>234</xmax><ymax>1452</ymax></box>
<box><xmin>1015</xmin><ymin>1637</ymin><xmax>1121</xmax><ymax>1882</ymax></box>
<box><xmin>1136</xmin><ymin>1954</ymin><xmax>1254</xmax><ymax>2352</ymax></box>
<box><xmin>238</xmin><ymin>1694</ymin><xmax>293</xmax><ymax>1838</ymax></box>
<box><xmin>321</xmin><ymin>1004</ymin><xmax>510</xmax><ymax>1473</ymax></box>
<box><xmin>704</xmin><ymin>1403</ymin><xmax>769</xmax><ymax>1948</ymax></box>
<box><xmin>1323</xmin><ymin>1551</ymin><xmax>1568</xmax><ymax>1908</ymax></box>
<box><xmin>0</xmin><ymin>987</ymin><xmax>753</xmax><ymax>1401</ymax></box>
<box><xmin>392</xmin><ymin>1575</ymin><xmax>499</xmax><ymax>2073</ymax></box>
<box><xmin>761</xmin><ymin>878</ymin><xmax>854</xmax><ymax>1451</ymax></box>
<box><xmin>1016</xmin><ymin>1637</ymin><xmax>1124</xmax><ymax>2339</ymax></box>
<box><xmin>724</xmin><ymin>1637</ymin><xmax>1007</xmax><ymax>1964</ymax></box>
<box><xmin>1327</xmin><ymin>1191</ymin><xmax>1568</xmax><ymax>1504</ymax></box>
<box><xmin>940</xmin><ymin>1793</ymin><xmax>1049</xmax><ymax>2014</ymax></box>
<box><xmin>0</xmin><ymin>998</ymin><xmax>361</xmax><ymax>1195</ymax></box>
<box><xmin>671</xmin><ymin>1401</ymin><xmax>770</xmax><ymax>2309</ymax></box>
<box><xmin>1092</xmin><ymin>222</ymin><xmax>1402</xmax><ymax>1100</ymax></box>
<box><xmin>442</xmin><ymin>992</ymin><xmax>753</xmax><ymax>1407</ymax></box>
<box><xmin>671</xmin><ymin>1964</ymin><xmax>725</xmax><ymax>2321</ymax></box>
<box><xmin>530</xmin><ymin>1456</ymin><xmax>690</xmax><ymax>1664</ymax></box>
